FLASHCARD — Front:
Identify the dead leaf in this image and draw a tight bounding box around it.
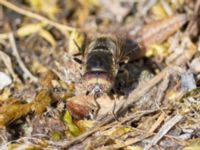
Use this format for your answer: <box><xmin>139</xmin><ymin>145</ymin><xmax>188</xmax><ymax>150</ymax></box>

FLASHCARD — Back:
<box><xmin>63</xmin><ymin>111</ymin><xmax>81</xmax><ymax>136</ymax></box>
<box><xmin>76</xmin><ymin>119</ymin><xmax>96</xmax><ymax>132</ymax></box>
<box><xmin>27</xmin><ymin>0</ymin><xmax>59</xmax><ymax>19</ymax></box>
<box><xmin>151</xmin><ymin>3</ymin><xmax>168</xmax><ymax>19</ymax></box>
<box><xmin>17</xmin><ymin>22</ymin><xmax>46</xmax><ymax>37</ymax></box>
<box><xmin>0</xmin><ymin>101</ymin><xmax>32</xmax><ymax>127</ymax></box>
<box><xmin>39</xmin><ymin>29</ymin><xmax>56</xmax><ymax>47</ymax></box>
<box><xmin>138</xmin><ymin>14</ymin><xmax>188</xmax><ymax>49</ymax></box>
<box><xmin>184</xmin><ymin>138</ymin><xmax>200</xmax><ymax>150</ymax></box>
<box><xmin>7</xmin><ymin>143</ymin><xmax>43</xmax><ymax>150</ymax></box>
<box><xmin>68</xmin><ymin>30</ymin><xmax>85</xmax><ymax>55</ymax></box>
<box><xmin>145</xmin><ymin>43</ymin><xmax>169</xmax><ymax>57</ymax></box>
<box><xmin>32</xmin><ymin>90</ymin><xmax>52</xmax><ymax>115</ymax></box>
<box><xmin>66</xmin><ymin>95</ymin><xmax>95</xmax><ymax>119</ymax></box>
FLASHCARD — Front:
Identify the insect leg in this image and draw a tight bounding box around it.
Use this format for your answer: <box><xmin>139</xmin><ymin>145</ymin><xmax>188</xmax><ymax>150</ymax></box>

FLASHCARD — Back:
<box><xmin>112</xmin><ymin>98</ymin><xmax>120</xmax><ymax>122</ymax></box>
<box><xmin>73</xmin><ymin>39</ymin><xmax>82</xmax><ymax>52</ymax></box>
<box><xmin>73</xmin><ymin>57</ymin><xmax>83</xmax><ymax>64</ymax></box>
<box><xmin>93</xmin><ymin>93</ymin><xmax>101</xmax><ymax>119</ymax></box>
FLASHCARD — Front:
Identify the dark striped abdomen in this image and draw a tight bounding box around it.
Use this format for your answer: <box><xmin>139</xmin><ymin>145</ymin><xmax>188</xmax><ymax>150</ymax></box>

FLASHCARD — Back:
<box><xmin>83</xmin><ymin>36</ymin><xmax>119</xmax><ymax>94</ymax></box>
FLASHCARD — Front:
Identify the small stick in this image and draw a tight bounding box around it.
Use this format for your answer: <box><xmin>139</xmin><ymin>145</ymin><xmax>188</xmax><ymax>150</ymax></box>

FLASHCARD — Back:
<box><xmin>144</xmin><ymin>114</ymin><xmax>183</xmax><ymax>150</ymax></box>
<box><xmin>0</xmin><ymin>0</ymin><xmax>75</xmax><ymax>32</ymax></box>
<box><xmin>0</xmin><ymin>50</ymin><xmax>20</xmax><ymax>82</ymax></box>
<box><xmin>8</xmin><ymin>32</ymin><xmax>38</xmax><ymax>82</ymax></box>
<box><xmin>154</xmin><ymin>75</ymin><xmax>169</xmax><ymax>114</ymax></box>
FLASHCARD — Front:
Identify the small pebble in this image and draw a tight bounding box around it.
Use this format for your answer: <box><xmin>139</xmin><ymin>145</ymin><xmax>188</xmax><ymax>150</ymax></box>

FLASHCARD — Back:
<box><xmin>0</xmin><ymin>72</ymin><xmax>12</xmax><ymax>90</ymax></box>
<box><xmin>181</xmin><ymin>71</ymin><xmax>196</xmax><ymax>91</ymax></box>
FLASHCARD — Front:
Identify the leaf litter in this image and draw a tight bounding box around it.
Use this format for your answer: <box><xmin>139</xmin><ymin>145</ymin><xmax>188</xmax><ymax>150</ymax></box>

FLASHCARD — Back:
<box><xmin>0</xmin><ymin>0</ymin><xmax>200</xmax><ymax>149</ymax></box>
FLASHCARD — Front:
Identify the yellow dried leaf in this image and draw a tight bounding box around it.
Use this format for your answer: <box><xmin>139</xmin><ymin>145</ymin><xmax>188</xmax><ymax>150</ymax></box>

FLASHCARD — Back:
<box><xmin>17</xmin><ymin>22</ymin><xmax>46</xmax><ymax>37</ymax></box>
<box><xmin>68</xmin><ymin>30</ymin><xmax>85</xmax><ymax>55</ymax></box>
<box><xmin>31</xmin><ymin>60</ymin><xmax>49</xmax><ymax>75</ymax></box>
<box><xmin>151</xmin><ymin>3</ymin><xmax>168</xmax><ymax>19</ymax></box>
<box><xmin>0</xmin><ymin>88</ymin><xmax>11</xmax><ymax>102</ymax></box>
<box><xmin>186</xmin><ymin>138</ymin><xmax>200</xmax><ymax>146</ymax></box>
<box><xmin>105</xmin><ymin>126</ymin><xmax>131</xmax><ymax>138</ymax></box>
<box><xmin>76</xmin><ymin>119</ymin><xmax>96</xmax><ymax>132</ymax></box>
<box><xmin>63</xmin><ymin>111</ymin><xmax>81</xmax><ymax>136</ymax></box>
<box><xmin>167</xmin><ymin>91</ymin><xmax>179</xmax><ymax>101</ymax></box>
<box><xmin>32</xmin><ymin>90</ymin><xmax>52</xmax><ymax>115</ymax></box>
<box><xmin>39</xmin><ymin>29</ymin><xmax>56</xmax><ymax>47</ymax></box>
<box><xmin>50</xmin><ymin>131</ymin><xmax>61</xmax><ymax>141</ymax></box>
<box><xmin>146</xmin><ymin>43</ymin><xmax>169</xmax><ymax>57</ymax></box>
<box><xmin>59</xmin><ymin>81</ymin><xmax>75</xmax><ymax>98</ymax></box>
<box><xmin>125</xmin><ymin>146</ymin><xmax>143</xmax><ymax>150</ymax></box>
<box><xmin>65</xmin><ymin>0</ymin><xmax>99</xmax><ymax>25</ymax></box>
<box><xmin>26</xmin><ymin>0</ymin><xmax>41</xmax><ymax>11</ymax></box>
<box><xmin>41</xmin><ymin>0</ymin><xmax>59</xmax><ymax>19</ymax></box>
<box><xmin>169</xmin><ymin>0</ymin><xmax>185</xmax><ymax>10</ymax></box>
<box><xmin>27</xmin><ymin>0</ymin><xmax>59</xmax><ymax>19</ymax></box>
<box><xmin>184</xmin><ymin>145</ymin><xmax>200</xmax><ymax>150</ymax></box>
<box><xmin>87</xmin><ymin>0</ymin><xmax>100</xmax><ymax>8</ymax></box>
<box><xmin>8</xmin><ymin>143</ymin><xmax>43</xmax><ymax>150</ymax></box>
<box><xmin>39</xmin><ymin>70</ymin><xmax>56</xmax><ymax>88</ymax></box>
<box><xmin>0</xmin><ymin>101</ymin><xmax>32</xmax><ymax>127</ymax></box>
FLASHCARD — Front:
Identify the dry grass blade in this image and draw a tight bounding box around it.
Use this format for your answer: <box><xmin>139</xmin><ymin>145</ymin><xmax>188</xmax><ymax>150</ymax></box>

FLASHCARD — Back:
<box><xmin>154</xmin><ymin>75</ymin><xmax>170</xmax><ymax>112</ymax></box>
<box><xmin>0</xmin><ymin>0</ymin><xmax>75</xmax><ymax>33</ymax></box>
<box><xmin>8</xmin><ymin>32</ymin><xmax>38</xmax><ymax>82</ymax></box>
<box><xmin>144</xmin><ymin>114</ymin><xmax>183</xmax><ymax>149</ymax></box>
<box><xmin>185</xmin><ymin>0</ymin><xmax>200</xmax><ymax>36</ymax></box>
<box><xmin>0</xmin><ymin>50</ymin><xmax>19</xmax><ymax>82</ymax></box>
<box><xmin>148</xmin><ymin>112</ymin><xmax>166</xmax><ymax>133</ymax></box>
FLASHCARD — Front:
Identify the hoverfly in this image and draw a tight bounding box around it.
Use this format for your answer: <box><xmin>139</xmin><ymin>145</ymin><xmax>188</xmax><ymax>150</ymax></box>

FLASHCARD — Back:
<box><xmin>74</xmin><ymin>33</ymin><xmax>141</xmax><ymax>97</ymax></box>
<box><xmin>82</xmin><ymin>34</ymin><xmax>121</xmax><ymax>96</ymax></box>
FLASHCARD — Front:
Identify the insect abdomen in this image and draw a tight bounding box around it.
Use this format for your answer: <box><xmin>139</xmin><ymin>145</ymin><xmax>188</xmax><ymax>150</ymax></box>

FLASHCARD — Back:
<box><xmin>83</xmin><ymin>36</ymin><xmax>119</xmax><ymax>93</ymax></box>
<box><xmin>86</xmin><ymin>51</ymin><xmax>113</xmax><ymax>73</ymax></box>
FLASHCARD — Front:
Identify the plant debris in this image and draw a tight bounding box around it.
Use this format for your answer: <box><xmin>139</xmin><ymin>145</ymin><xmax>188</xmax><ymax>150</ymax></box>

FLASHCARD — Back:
<box><xmin>0</xmin><ymin>0</ymin><xmax>200</xmax><ymax>150</ymax></box>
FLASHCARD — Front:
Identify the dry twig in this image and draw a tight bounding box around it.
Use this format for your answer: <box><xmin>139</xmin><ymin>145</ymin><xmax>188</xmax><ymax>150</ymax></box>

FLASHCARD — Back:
<box><xmin>154</xmin><ymin>75</ymin><xmax>170</xmax><ymax>113</ymax></box>
<box><xmin>0</xmin><ymin>50</ymin><xmax>19</xmax><ymax>82</ymax></box>
<box><xmin>185</xmin><ymin>0</ymin><xmax>200</xmax><ymax>36</ymax></box>
<box><xmin>8</xmin><ymin>32</ymin><xmax>38</xmax><ymax>82</ymax></box>
<box><xmin>144</xmin><ymin>114</ymin><xmax>183</xmax><ymax>150</ymax></box>
<box><xmin>0</xmin><ymin>0</ymin><xmax>75</xmax><ymax>34</ymax></box>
